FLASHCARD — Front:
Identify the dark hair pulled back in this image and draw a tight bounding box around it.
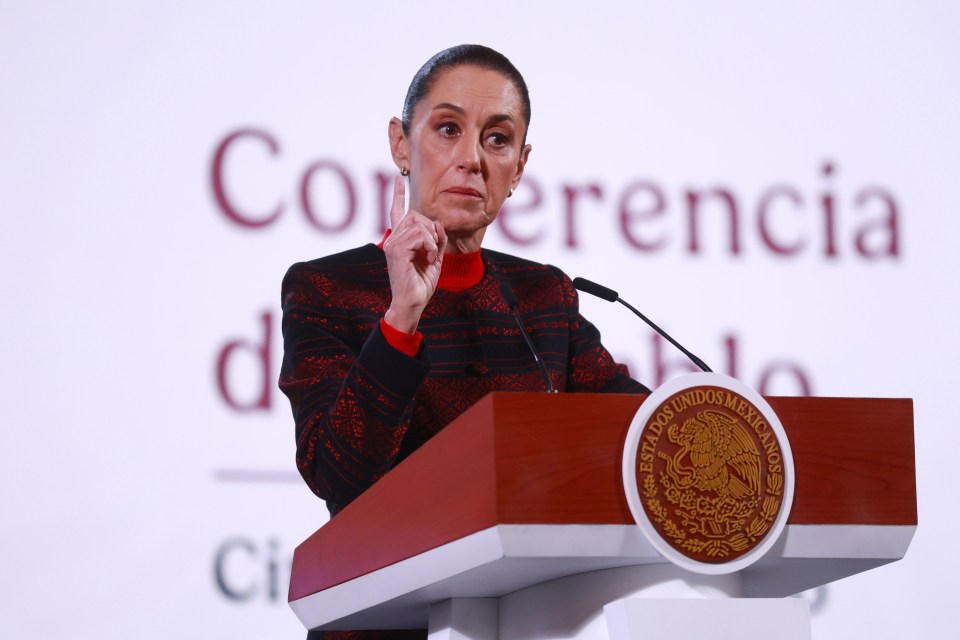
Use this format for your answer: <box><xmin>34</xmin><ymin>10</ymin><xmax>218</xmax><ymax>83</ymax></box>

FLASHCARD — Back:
<box><xmin>401</xmin><ymin>44</ymin><xmax>531</xmax><ymax>143</ymax></box>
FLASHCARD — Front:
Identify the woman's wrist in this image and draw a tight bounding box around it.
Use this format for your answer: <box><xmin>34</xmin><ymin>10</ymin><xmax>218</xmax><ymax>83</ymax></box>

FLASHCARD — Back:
<box><xmin>384</xmin><ymin>305</ymin><xmax>421</xmax><ymax>335</ymax></box>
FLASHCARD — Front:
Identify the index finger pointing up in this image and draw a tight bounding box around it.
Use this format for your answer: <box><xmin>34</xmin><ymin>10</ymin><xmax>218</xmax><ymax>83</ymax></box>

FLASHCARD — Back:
<box><xmin>390</xmin><ymin>174</ymin><xmax>406</xmax><ymax>229</ymax></box>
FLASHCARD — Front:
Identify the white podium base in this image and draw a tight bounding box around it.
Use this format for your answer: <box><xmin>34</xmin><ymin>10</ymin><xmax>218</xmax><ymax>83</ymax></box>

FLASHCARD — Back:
<box><xmin>293</xmin><ymin>523</ymin><xmax>913</xmax><ymax>632</ymax></box>
<box><xmin>428</xmin><ymin>598</ymin><xmax>498</xmax><ymax>640</ymax></box>
<box><xmin>427</xmin><ymin>566</ymin><xmax>810</xmax><ymax>640</ymax></box>
<box><xmin>605</xmin><ymin>598</ymin><xmax>810</xmax><ymax>640</ymax></box>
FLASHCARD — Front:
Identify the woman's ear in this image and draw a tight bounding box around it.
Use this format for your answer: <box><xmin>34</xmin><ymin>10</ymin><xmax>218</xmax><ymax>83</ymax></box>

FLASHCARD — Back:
<box><xmin>388</xmin><ymin>117</ymin><xmax>409</xmax><ymax>172</ymax></box>
<box><xmin>511</xmin><ymin>143</ymin><xmax>532</xmax><ymax>191</ymax></box>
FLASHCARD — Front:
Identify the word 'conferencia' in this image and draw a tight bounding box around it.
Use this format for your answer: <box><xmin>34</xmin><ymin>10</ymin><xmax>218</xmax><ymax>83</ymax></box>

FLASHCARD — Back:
<box><xmin>211</xmin><ymin>127</ymin><xmax>901</xmax><ymax>259</ymax></box>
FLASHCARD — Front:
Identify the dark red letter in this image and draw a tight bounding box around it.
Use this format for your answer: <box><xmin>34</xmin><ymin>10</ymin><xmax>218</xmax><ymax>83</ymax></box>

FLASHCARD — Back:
<box><xmin>211</xmin><ymin>129</ymin><xmax>283</xmax><ymax>228</ymax></box>
<box><xmin>722</xmin><ymin>333</ymin><xmax>739</xmax><ymax>380</ymax></box>
<box><xmin>757</xmin><ymin>186</ymin><xmax>805</xmax><ymax>255</ymax></box>
<box><xmin>619</xmin><ymin>180</ymin><xmax>667</xmax><ymax>251</ymax></box>
<box><xmin>854</xmin><ymin>187</ymin><xmax>900</xmax><ymax>259</ymax></box>
<box><xmin>561</xmin><ymin>183</ymin><xmax>604</xmax><ymax>248</ymax></box>
<box><xmin>685</xmin><ymin>187</ymin><xmax>741</xmax><ymax>255</ymax></box>
<box><xmin>756</xmin><ymin>361</ymin><xmax>813</xmax><ymax>396</ymax></box>
<box><xmin>374</xmin><ymin>170</ymin><xmax>393</xmax><ymax>236</ymax></box>
<box><xmin>216</xmin><ymin>311</ymin><xmax>273</xmax><ymax>412</ymax></box>
<box><xmin>300</xmin><ymin>160</ymin><xmax>356</xmax><ymax>232</ymax></box>
<box><xmin>821</xmin><ymin>162</ymin><xmax>839</xmax><ymax>258</ymax></box>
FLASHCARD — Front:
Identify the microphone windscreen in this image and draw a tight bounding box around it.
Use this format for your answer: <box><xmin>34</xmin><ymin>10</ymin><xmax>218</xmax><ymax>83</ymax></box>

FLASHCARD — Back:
<box><xmin>573</xmin><ymin>277</ymin><xmax>619</xmax><ymax>302</ymax></box>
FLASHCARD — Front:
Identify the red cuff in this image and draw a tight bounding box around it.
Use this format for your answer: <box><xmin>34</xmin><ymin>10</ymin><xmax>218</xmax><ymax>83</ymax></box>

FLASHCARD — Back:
<box><xmin>379</xmin><ymin>317</ymin><xmax>423</xmax><ymax>357</ymax></box>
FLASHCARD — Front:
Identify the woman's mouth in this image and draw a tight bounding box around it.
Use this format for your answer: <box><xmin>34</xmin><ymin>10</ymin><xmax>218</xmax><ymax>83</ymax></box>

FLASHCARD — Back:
<box><xmin>444</xmin><ymin>187</ymin><xmax>483</xmax><ymax>199</ymax></box>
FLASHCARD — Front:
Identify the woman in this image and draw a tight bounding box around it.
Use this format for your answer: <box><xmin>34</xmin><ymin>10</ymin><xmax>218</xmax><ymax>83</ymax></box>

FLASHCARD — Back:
<box><xmin>279</xmin><ymin>44</ymin><xmax>648</xmax><ymax>638</ymax></box>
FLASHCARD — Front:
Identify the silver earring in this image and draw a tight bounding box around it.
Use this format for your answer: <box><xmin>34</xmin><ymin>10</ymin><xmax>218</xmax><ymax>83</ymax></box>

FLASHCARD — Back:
<box><xmin>507</xmin><ymin>188</ymin><xmax>514</xmax><ymax>198</ymax></box>
<box><xmin>400</xmin><ymin>167</ymin><xmax>410</xmax><ymax>176</ymax></box>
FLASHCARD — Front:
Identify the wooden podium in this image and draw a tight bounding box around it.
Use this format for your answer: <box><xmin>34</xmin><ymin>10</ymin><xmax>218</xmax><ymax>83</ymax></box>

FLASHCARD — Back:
<box><xmin>288</xmin><ymin>392</ymin><xmax>916</xmax><ymax>639</ymax></box>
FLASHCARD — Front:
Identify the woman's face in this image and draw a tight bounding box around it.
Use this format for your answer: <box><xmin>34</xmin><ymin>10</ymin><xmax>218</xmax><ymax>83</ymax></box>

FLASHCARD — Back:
<box><xmin>390</xmin><ymin>65</ymin><xmax>531</xmax><ymax>251</ymax></box>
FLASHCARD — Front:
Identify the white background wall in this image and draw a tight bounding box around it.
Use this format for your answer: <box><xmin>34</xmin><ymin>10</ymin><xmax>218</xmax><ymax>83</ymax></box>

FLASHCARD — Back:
<box><xmin>2</xmin><ymin>1</ymin><xmax>956</xmax><ymax>637</ymax></box>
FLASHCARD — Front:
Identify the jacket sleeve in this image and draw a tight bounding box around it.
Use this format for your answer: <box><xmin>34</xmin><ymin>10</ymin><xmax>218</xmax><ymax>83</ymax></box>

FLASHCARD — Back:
<box><xmin>278</xmin><ymin>262</ymin><xmax>430</xmax><ymax>512</ymax></box>
<box><xmin>555</xmin><ymin>268</ymin><xmax>651</xmax><ymax>394</ymax></box>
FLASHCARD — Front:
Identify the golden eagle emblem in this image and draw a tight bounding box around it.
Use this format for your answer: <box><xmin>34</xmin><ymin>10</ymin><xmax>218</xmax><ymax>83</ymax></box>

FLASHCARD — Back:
<box><xmin>634</xmin><ymin>387</ymin><xmax>787</xmax><ymax>562</ymax></box>
<box><xmin>625</xmin><ymin>381</ymin><xmax>792</xmax><ymax>569</ymax></box>
<box><xmin>663</xmin><ymin>410</ymin><xmax>762</xmax><ymax>502</ymax></box>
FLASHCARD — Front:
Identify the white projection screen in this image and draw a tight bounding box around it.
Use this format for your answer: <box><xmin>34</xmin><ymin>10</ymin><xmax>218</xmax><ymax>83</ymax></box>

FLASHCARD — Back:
<box><xmin>2</xmin><ymin>2</ymin><xmax>956</xmax><ymax>638</ymax></box>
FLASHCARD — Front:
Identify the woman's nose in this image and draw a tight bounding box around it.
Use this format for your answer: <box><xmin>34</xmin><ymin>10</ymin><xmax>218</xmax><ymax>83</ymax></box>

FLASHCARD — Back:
<box><xmin>456</xmin><ymin>137</ymin><xmax>482</xmax><ymax>173</ymax></box>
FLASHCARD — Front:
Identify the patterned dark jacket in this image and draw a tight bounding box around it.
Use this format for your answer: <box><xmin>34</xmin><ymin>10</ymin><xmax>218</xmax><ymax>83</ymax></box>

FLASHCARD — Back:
<box><xmin>279</xmin><ymin>243</ymin><xmax>648</xmax><ymax>516</ymax></box>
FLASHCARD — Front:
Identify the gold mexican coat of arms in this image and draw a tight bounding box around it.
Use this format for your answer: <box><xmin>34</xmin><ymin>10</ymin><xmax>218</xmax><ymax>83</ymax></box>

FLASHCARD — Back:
<box><xmin>635</xmin><ymin>386</ymin><xmax>786</xmax><ymax>563</ymax></box>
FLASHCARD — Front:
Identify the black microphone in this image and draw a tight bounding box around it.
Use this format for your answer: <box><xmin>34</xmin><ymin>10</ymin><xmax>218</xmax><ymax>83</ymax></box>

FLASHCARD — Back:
<box><xmin>500</xmin><ymin>280</ymin><xmax>558</xmax><ymax>393</ymax></box>
<box><xmin>573</xmin><ymin>277</ymin><xmax>712</xmax><ymax>373</ymax></box>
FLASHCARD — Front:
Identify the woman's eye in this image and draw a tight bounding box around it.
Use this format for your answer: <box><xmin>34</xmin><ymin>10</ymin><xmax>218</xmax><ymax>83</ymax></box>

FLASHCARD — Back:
<box><xmin>438</xmin><ymin>123</ymin><xmax>459</xmax><ymax>136</ymax></box>
<box><xmin>486</xmin><ymin>132</ymin><xmax>509</xmax><ymax>147</ymax></box>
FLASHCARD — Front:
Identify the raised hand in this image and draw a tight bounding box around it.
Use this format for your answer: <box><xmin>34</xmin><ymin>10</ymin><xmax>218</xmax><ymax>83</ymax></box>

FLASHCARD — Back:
<box><xmin>382</xmin><ymin>175</ymin><xmax>448</xmax><ymax>334</ymax></box>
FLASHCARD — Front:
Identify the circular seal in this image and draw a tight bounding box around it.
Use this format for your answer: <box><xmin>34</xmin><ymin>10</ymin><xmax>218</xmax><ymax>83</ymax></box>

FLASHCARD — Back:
<box><xmin>622</xmin><ymin>373</ymin><xmax>795</xmax><ymax>574</ymax></box>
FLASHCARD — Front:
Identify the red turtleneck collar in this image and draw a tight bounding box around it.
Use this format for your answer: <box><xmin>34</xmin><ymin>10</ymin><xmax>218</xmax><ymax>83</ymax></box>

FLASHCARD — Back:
<box><xmin>437</xmin><ymin>251</ymin><xmax>484</xmax><ymax>291</ymax></box>
<box><xmin>378</xmin><ymin>230</ymin><xmax>485</xmax><ymax>292</ymax></box>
